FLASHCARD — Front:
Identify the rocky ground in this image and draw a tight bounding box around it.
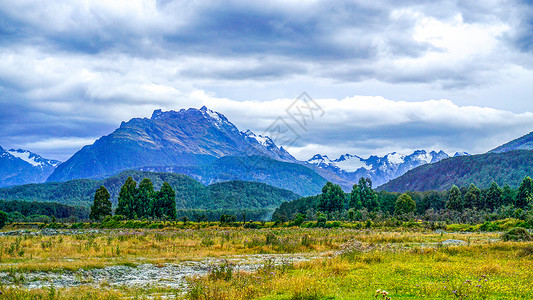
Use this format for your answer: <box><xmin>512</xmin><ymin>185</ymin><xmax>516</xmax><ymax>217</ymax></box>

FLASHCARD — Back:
<box><xmin>0</xmin><ymin>253</ymin><xmax>320</xmax><ymax>291</ymax></box>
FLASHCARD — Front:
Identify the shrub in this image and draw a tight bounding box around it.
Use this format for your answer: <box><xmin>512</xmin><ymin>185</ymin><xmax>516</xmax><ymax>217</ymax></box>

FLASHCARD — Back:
<box><xmin>501</xmin><ymin>227</ymin><xmax>532</xmax><ymax>242</ymax></box>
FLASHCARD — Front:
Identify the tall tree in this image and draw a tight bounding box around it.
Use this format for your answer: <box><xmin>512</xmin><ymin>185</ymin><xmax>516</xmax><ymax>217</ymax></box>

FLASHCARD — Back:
<box><xmin>349</xmin><ymin>184</ymin><xmax>362</xmax><ymax>210</ymax></box>
<box><xmin>153</xmin><ymin>182</ymin><xmax>177</xmax><ymax>220</ymax></box>
<box><xmin>317</xmin><ymin>182</ymin><xmax>345</xmax><ymax>212</ymax></box>
<box><xmin>394</xmin><ymin>193</ymin><xmax>416</xmax><ymax>215</ymax></box>
<box><xmin>446</xmin><ymin>185</ymin><xmax>463</xmax><ymax>211</ymax></box>
<box><xmin>485</xmin><ymin>181</ymin><xmax>503</xmax><ymax>210</ymax></box>
<box><xmin>89</xmin><ymin>186</ymin><xmax>112</xmax><ymax>221</ymax></box>
<box><xmin>136</xmin><ymin>178</ymin><xmax>154</xmax><ymax>219</ymax></box>
<box><xmin>464</xmin><ymin>183</ymin><xmax>481</xmax><ymax>209</ymax></box>
<box><xmin>115</xmin><ymin>177</ymin><xmax>137</xmax><ymax>219</ymax></box>
<box><xmin>501</xmin><ymin>183</ymin><xmax>516</xmax><ymax>207</ymax></box>
<box><xmin>356</xmin><ymin>177</ymin><xmax>379</xmax><ymax>211</ymax></box>
<box><xmin>516</xmin><ymin>176</ymin><xmax>533</xmax><ymax>209</ymax></box>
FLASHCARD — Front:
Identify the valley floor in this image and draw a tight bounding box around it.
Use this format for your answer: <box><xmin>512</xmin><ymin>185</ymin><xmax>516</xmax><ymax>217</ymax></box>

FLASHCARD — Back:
<box><xmin>0</xmin><ymin>227</ymin><xmax>531</xmax><ymax>299</ymax></box>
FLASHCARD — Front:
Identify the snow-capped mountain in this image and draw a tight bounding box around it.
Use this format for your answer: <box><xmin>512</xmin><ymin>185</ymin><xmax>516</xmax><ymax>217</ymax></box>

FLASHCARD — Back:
<box><xmin>48</xmin><ymin>106</ymin><xmax>297</xmax><ymax>182</ymax></box>
<box><xmin>0</xmin><ymin>146</ymin><xmax>61</xmax><ymax>187</ymax></box>
<box><xmin>6</xmin><ymin>149</ymin><xmax>61</xmax><ymax>168</ymax></box>
<box><xmin>307</xmin><ymin>150</ymin><xmax>454</xmax><ymax>187</ymax></box>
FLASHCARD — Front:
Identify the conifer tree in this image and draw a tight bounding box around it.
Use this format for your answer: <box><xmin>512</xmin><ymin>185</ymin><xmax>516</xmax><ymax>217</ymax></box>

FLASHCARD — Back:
<box><xmin>501</xmin><ymin>183</ymin><xmax>515</xmax><ymax>206</ymax></box>
<box><xmin>115</xmin><ymin>177</ymin><xmax>137</xmax><ymax>219</ymax></box>
<box><xmin>358</xmin><ymin>177</ymin><xmax>379</xmax><ymax>211</ymax></box>
<box><xmin>89</xmin><ymin>186</ymin><xmax>112</xmax><ymax>221</ymax></box>
<box><xmin>464</xmin><ymin>183</ymin><xmax>481</xmax><ymax>209</ymax></box>
<box><xmin>516</xmin><ymin>176</ymin><xmax>533</xmax><ymax>208</ymax></box>
<box><xmin>485</xmin><ymin>181</ymin><xmax>503</xmax><ymax>210</ymax></box>
<box><xmin>153</xmin><ymin>182</ymin><xmax>176</xmax><ymax>220</ymax></box>
<box><xmin>136</xmin><ymin>178</ymin><xmax>154</xmax><ymax>219</ymax></box>
<box><xmin>446</xmin><ymin>185</ymin><xmax>463</xmax><ymax>211</ymax></box>
<box><xmin>317</xmin><ymin>182</ymin><xmax>345</xmax><ymax>212</ymax></box>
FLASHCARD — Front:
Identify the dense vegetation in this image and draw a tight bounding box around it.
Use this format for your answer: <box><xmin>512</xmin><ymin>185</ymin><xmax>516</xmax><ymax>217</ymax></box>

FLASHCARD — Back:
<box><xmin>0</xmin><ymin>199</ymin><xmax>89</xmax><ymax>223</ymax></box>
<box><xmin>140</xmin><ymin>155</ymin><xmax>327</xmax><ymax>196</ymax></box>
<box><xmin>0</xmin><ymin>170</ymin><xmax>300</xmax><ymax>212</ymax></box>
<box><xmin>379</xmin><ymin>150</ymin><xmax>533</xmax><ymax>192</ymax></box>
<box><xmin>113</xmin><ymin>177</ymin><xmax>176</xmax><ymax>220</ymax></box>
<box><xmin>274</xmin><ymin>176</ymin><xmax>533</xmax><ymax>225</ymax></box>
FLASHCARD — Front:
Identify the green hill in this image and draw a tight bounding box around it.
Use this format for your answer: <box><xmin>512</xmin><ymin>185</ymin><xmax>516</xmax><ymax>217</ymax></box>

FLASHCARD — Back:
<box><xmin>0</xmin><ymin>170</ymin><xmax>300</xmax><ymax>211</ymax></box>
<box><xmin>139</xmin><ymin>155</ymin><xmax>328</xmax><ymax>196</ymax></box>
<box><xmin>378</xmin><ymin>150</ymin><xmax>533</xmax><ymax>192</ymax></box>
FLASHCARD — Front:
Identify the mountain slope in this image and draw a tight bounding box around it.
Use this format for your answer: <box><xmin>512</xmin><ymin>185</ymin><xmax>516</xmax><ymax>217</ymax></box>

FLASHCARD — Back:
<box><xmin>378</xmin><ymin>150</ymin><xmax>533</xmax><ymax>192</ymax></box>
<box><xmin>0</xmin><ymin>146</ymin><xmax>61</xmax><ymax>187</ymax></box>
<box><xmin>1</xmin><ymin>170</ymin><xmax>300</xmax><ymax>210</ymax></box>
<box><xmin>47</xmin><ymin>107</ymin><xmax>296</xmax><ymax>182</ymax></box>
<box><xmin>307</xmin><ymin>150</ymin><xmax>450</xmax><ymax>187</ymax></box>
<box><xmin>139</xmin><ymin>155</ymin><xmax>327</xmax><ymax>196</ymax></box>
<box><xmin>490</xmin><ymin>131</ymin><xmax>533</xmax><ymax>153</ymax></box>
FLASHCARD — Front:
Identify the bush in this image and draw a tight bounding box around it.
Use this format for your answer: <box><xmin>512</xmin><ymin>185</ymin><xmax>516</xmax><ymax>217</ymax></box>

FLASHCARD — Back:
<box><xmin>501</xmin><ymin>227</ymin><xmax>532</xmax><ymax>242</ymax></box>
<box><xmin>0</xmin><ymin>210</ymin><xmax>8</xmax><ymax>228</ymax></box>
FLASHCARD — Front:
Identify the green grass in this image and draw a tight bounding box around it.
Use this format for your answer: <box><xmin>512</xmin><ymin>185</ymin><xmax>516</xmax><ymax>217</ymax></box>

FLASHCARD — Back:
<box><xmin>0</xmin><ymin>226</ymin><xmax>532</xmax><ymax>299</ymax></box>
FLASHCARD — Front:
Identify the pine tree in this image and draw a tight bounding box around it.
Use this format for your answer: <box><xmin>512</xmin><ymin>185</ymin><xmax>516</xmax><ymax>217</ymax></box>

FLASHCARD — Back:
<box><xmin>317</xmin><ymin>182</ymin><xmax>345</xmax><ymax>212</ymax></box>
<box><xmin>446</xmin><ymin>185</ymin><xmax>463</xmax><ymax>211</ymax></box>
<box><xmin>355</xmin><ymin>177</ymin><xmax>379</xmax><ymax>211</ymax></box>
<box><xmin>153</xmin><ymin>182</ymin><xmax>176</xmax><ymax>220</ymax></box>
<box><xmin>501</xmin><ymin>183</ymin><xmax>515</xmax><ymax>206</ymax></box>
<box><xmin>349</xmin><ymin>184</ymin><xmax>362</xmax><ymax>210</ymax></box>
<box><xmin>89</xmin><ymin>186</ymin><xmax>112</xmax><ymax>221</ymax></box>
<box><xmin>115</xmin><ymin>177</ymin><xmax>137</xmax><ymax>219</ymax></box>
<box><xmin>516</xmin><ymin>176</ymin><xmax>533</xmax><ymax>209</ymax></box>
<box><xmin>136</xmin><ymin>178</ymin><xmax>154</xmax><ymax>219</ymax></box>
<box><xmin>394</xmin><ymin>193</ymin><xmax>416</xmax><ymax>215</ymax></box>
<box><xmin>485</xmin><ymin>181</ymin><xmax>503</xmax><ymax>210</ymax></box>
<box><xmin>464</xmin><ymin>183</ymin><xmax>481</xmax><ymax>209</ymax></box>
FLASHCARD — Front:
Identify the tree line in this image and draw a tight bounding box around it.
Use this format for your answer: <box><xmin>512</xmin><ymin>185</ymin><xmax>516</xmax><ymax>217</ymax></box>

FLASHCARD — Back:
<box><xmin>90</xmin><ymin>176</ymin><xmax>176</xmax><ymax>221</ymax></box>
<box><xmin>273</xmin><ymin>176</ymin><xmax>533</xmax><ymax>222</ymax></box>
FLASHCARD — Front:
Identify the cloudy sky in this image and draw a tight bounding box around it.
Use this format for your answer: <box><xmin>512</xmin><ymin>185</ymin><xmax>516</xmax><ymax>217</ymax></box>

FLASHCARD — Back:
<box><xmin>1</xmin><ymin>0</ymin><xmax>533</xmax><ymax>161</ymax></box>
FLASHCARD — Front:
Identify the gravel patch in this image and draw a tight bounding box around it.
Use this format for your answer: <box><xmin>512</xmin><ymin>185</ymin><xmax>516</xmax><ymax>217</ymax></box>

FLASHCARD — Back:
<box><xmin>0</xmin><ymin>253</ymin><xmax>320</xmax><ymax>290</ymax></box>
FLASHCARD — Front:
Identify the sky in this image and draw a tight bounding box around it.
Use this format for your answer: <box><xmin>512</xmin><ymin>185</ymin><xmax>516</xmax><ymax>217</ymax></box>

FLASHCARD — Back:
<box><xmin>1</xmin><ymin>0</ymin><xmax>533</xmax><ymax>161</ymax></box>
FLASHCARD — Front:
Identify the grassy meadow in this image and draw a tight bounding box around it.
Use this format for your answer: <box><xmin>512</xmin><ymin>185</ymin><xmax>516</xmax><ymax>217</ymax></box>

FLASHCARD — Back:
<box><xmin>0</xmin><ymin>225</ymin><xmax>532</xmax><ymax>299</ymax></box>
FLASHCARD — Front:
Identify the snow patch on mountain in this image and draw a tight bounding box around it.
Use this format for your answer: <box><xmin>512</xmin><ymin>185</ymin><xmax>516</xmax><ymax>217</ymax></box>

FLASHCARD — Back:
<box><xmin>334</xmin><ymin>155</ymin><xmax>369</xmax><ymax>172</ymax></box>
<box><xmin>385</xmin><ymin>152</ymin><xmax>406</xmax><ymax>165</ymax></box>
<box><xmin>307</xmin><ymin>150</ymin><xmax>459</xmax><ymax>187</ymax></box>
<box><xmin>8</xmin><ymin>149</ymin><xmax>42</xmax><ymax>167</ymax></box>
<box><xmin>242</xmin><ymin>130</ymin><xmax>270</xmax><ymax>147</ymax></box>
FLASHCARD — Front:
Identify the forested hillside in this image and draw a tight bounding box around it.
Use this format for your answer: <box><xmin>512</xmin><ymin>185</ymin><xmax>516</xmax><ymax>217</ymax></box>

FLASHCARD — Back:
<box><xmin>0</xmin><ymin>170</ymin><xmax>300</xmax><ymax>211</ymax></box>
<box><xmin>378</xmin><ymin>150</ymin><xmax>533</xmax><ymax>192</ymax></box>
<box><xmin>139</xmin><ymin>155</ymin><xmax>327</xmax><ymax>196</ymax></box>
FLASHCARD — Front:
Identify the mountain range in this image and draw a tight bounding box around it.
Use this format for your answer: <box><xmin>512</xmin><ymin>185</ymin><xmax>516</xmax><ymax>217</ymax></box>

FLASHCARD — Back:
<box><xmin>1</xmin><ymin>106</ymin><xmax>473</xmax><ymax>195</ymax></box>
<box><xmin>8</xmin><ymin>106</ymin><xmax>531</xmax><ymax>199</ymax></box>
<box><xmin>306</xmin><ymin>150</ymin><xmax>471</xmax><ymax>187</ymax></box>
<box><xmin>0</xmin><ymin>146</ymin><xmax>60</xmax><ymax>188</ymax></box>
<box><xmin>379</xmin><ymin>131</ymin><xmax>533</xmax><ymax>192</ymax></box>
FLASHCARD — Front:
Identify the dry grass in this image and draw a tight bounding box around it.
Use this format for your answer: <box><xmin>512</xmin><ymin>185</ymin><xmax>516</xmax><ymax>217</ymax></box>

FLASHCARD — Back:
<box><xmin>0</xmin><ymin>227</ymin><xmax>531</xmax><ymax>299</ymax></box>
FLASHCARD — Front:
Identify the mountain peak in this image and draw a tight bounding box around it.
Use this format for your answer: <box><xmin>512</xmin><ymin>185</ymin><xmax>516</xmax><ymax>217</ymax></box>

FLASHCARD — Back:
<box><xmin>48</xmin><ymin>107</ymin><xmax>296</xmax><ymax>182</ymax></box>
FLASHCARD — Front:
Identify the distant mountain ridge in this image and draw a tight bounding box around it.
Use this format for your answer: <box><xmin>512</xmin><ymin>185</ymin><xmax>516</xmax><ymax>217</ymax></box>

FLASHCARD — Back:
<box><xmin>47</xmin><ymin>106</ymin><xmax>296</xmax><ymax>183</ymax></box>
<box><xmin>307</xmin><ymin>150</ymin><xmax>452</xmax><ymax>187</ymax></box>
<box><xmin>378</xmin><ymin>150</ymin><xmax>533</xmax><ymax>192</ymax></box>
<box><xmin>490</xmin><ymin>131</ymin><xmax>533</xmax><ymax>153</ymax></box>
<box><xmin>0</xmin><ymin>146</ymin><xmax>61</xmax><ymax>187</ymax></box>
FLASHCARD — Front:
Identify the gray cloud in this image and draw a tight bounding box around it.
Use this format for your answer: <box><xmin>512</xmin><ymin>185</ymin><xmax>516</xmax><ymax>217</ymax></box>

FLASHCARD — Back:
<box><xmin>1</xmin><ymin>0</ymin><xmax>533</xmax><ymax>161</ymax></box>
